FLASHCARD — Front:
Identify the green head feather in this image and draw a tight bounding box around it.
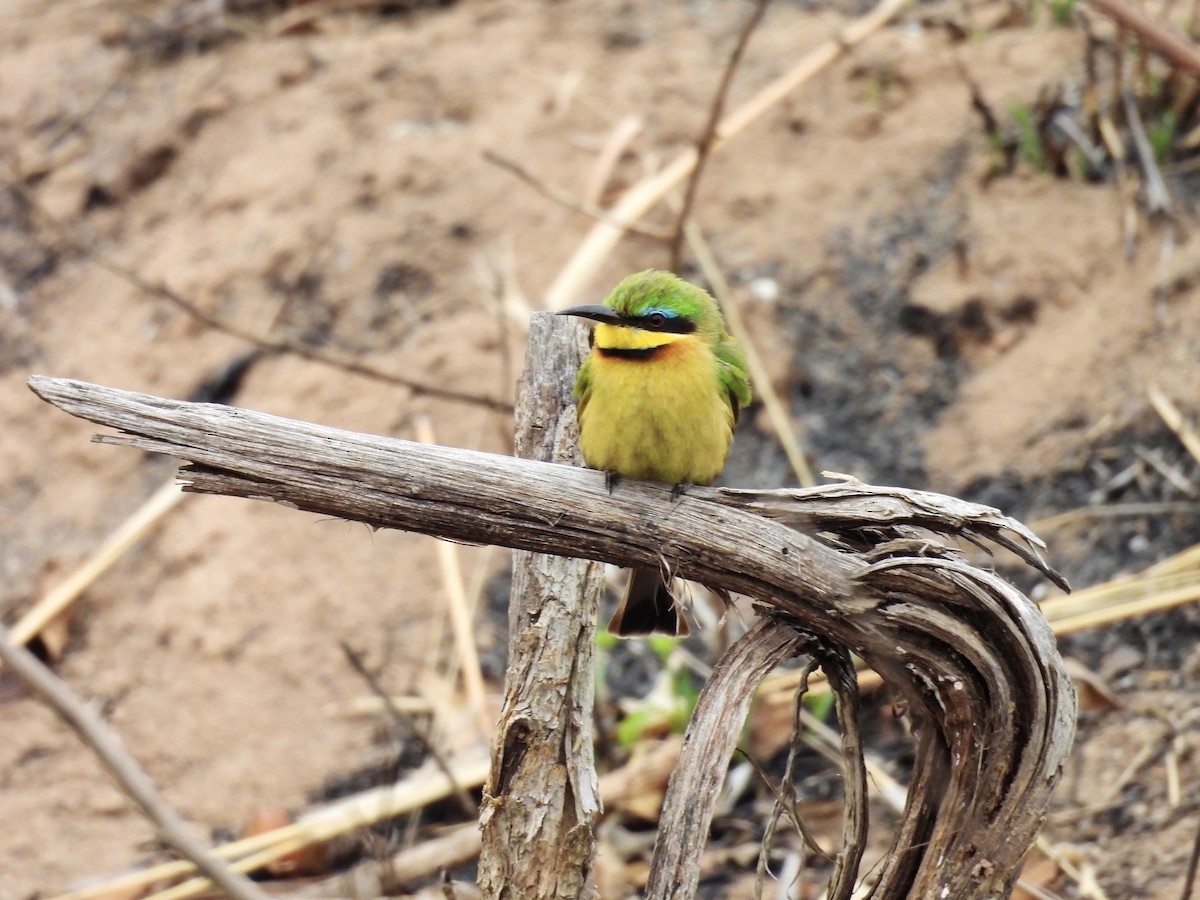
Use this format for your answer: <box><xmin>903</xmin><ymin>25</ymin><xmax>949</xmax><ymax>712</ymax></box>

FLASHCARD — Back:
<box><xmin>599</xmin><ymin>269</ymin><xmax>752</xmax><ymax>413</ymax></box>
<box><xmin>605</xmin><ymin>269</ymin><xmax>726</xmax><ymax>337</ymax></box>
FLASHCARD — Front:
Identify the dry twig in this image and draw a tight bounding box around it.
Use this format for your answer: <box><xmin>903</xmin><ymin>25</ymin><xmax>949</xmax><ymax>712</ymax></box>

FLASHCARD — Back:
<box><xmin>1123</xmin><ymin>91</ymin><xmax>1175</xmax><ymax>217</ymax></box>
<box><xmin>339</xmin><ymin>641</ymin><xmax>477</xmax><ymax>819</ymax></box>
<box><xmin>4</xmin><ymin>176</ymin><xmax>512</xmax><ymax>413</ymax></box>
<box><xmin>54</xmin><ymin>751</ymin><xmax>490</xmax><ymax>900</ymax></box>
<box><xmin>684</xmin><ymin>220</ymin><xmax>816</xmax><ymax>486</ymax></box>
<box><xmin>310</xmin><ymin>738</ymin><xmax>687</xmax><ymax>894</ymax></box>
<box><xmin>544</xmin><ymin>0</ymin><xmax>913</xmax><ymax>309</ymax></box>
<box><xmin>0</xmin><ymin>626</ymin><xmax>269</xmax><ymax>900</ymax></box>
<box><xmin>1182</xmin><ymin>814</ymin><xmax>1200</xmax><ymax>900</ymax></box>
<box><xmin>757</xmin><ymin>659</ymin><xmax>828</xmax><ymax>900</ymax></box>
<box><xmin>1150</xmin><ymin>383</ymin><xmax>1200</xmax><ymax>468</ymax></box>
<box><xmin>1031</xmin><ymin>501</ymin><xmax>1200</xmax><ymax>531</ymax></box>
<box><xmin>668</xmin><ymin>0</ymin><xmax>772</xmax><ymax>272</ymax></box>
<box><xmin>4</xmin><ymin>478</ymin><xmax>184</xmax><ymax>662</ymax></box>
<box><xmin>482</xmin><ymin>150</ymin><xmax>670</xmax><ymax>242</ymax></box>
<box><xmin>1084</xmin><ymin>0</ymin><xmax>1200</xmax><ymax>75</ymax></box>
<box><xmin>813</xmin><ymin>644</ymin><xmax>868</xmax><ymax>899</ymax></box>
<box><xmin>583</xmin><ymin>115</ymin><xmax>643</xmax><ymax>207</ymax></box>
<box><xmin>414</xmin><ymin>416</ymin><xmax>491</xmax><ymax>737</ymax></box>
<box><xmin>1040</xmin><ymin>566</ymin><xmax>1200</xmax><ymax>634</ymax></box>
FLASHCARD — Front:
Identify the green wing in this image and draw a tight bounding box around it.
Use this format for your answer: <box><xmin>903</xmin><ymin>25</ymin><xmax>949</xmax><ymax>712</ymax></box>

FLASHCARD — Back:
<box><xmin>573</xmin><ymin>355</ymin><xmax>594</xmax><ymax>418</ymax></box>
<box><xmin>715</xmin><ymin>335</ymin><xmax>752</xmax><ymax>424</ymax></box>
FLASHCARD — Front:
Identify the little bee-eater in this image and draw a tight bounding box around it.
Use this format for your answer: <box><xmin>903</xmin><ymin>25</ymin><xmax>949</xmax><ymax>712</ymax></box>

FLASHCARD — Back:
<box><xmin>559</xmin><ymin>269</ymin><xmax>752</xmax><ymax>637</ymax></box>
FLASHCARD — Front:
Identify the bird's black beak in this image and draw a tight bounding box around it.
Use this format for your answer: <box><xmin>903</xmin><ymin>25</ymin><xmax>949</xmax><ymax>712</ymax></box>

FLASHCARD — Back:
<box><xmin>557</xmin><ymin>304</ymin><xmax>625</xmax><ymax>326</ymax></box>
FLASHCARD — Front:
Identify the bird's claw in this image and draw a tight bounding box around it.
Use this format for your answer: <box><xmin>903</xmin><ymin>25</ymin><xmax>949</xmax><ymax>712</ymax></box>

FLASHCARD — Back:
<box><xmin>605</xmin><ymin>470</ymin><xmax>620</xmax><ymax>494</ymax></box>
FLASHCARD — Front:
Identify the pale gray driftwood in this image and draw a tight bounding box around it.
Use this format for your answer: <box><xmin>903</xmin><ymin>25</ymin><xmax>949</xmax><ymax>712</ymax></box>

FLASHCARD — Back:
<box><xmin>28</xmin><ymin>313</ymin><xmax>1076</xmax><ymax>898</ymax></box>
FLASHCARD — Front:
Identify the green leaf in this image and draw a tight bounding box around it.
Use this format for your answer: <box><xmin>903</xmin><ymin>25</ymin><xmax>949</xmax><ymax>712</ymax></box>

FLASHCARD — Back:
<box><xmin>646</xmin><ymin>634</ymin><xmax>678</xmax><ymax>664</ymax></box>
<box><xmin>804</xmin><ymin>690</ymin><xmax>836</xmax><ymax>723</ymax></box>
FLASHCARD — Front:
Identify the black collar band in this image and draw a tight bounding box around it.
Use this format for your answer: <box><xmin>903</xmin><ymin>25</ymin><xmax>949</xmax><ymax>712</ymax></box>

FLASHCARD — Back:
<box><xmin>596</xmin><ymin>345</ymin><xmax>668</xmax><ymax>360</ymax></box>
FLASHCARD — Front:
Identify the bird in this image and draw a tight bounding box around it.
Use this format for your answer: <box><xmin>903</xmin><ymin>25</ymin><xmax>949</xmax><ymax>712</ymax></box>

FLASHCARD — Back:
<box><xmin>557</xmin><ymin>269</ymin><xmax>752</xmax><ymax>637</ymax></box>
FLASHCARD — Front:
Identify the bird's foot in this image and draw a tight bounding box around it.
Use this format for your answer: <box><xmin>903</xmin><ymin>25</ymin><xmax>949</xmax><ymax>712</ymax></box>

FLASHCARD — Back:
<box><xmin>670</xmin><ymin>481</ymin><xmax>691</xmax><ymax>502</ymax></box>
<box><xmin>605</xmin><ymin>470</ymin><xmax>620</xmax><ymax>494</ymax></box>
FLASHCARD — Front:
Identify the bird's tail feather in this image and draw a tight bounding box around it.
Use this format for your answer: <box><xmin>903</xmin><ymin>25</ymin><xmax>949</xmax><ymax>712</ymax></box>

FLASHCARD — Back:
<box><xmin>608</xmin><ymin>567</ymin><xmax>690</xmax><ymax>637</ymax></box>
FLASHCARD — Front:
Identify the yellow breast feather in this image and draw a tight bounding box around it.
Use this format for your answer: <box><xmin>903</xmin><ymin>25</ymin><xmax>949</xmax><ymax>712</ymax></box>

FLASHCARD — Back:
<box><xmin>577</xmin><ymin>337</ymin><xmax>734</xmax><ymax>485</ymax></box>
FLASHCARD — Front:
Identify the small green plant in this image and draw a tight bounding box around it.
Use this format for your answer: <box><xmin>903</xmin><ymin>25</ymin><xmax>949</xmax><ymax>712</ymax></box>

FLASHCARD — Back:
<box><xmin>804</xmin><ymin>688</ymin><xmax>836</xmax><ymax>723</ymax></box>
<box><xmin>613</xmin><ymin>636</ymin><xmax>700</xmax><ymax>747</ymax></box>
<box><xmin>1050</xmin><ymin>0</ymin><xmax>1076</xmax><ymax>27</ymax></box>
<box><xmin>1143</xmin><ymin>69</ymin><xmax>1164</xmax><ymax>100</ymax></box>
<box><xmin>1065</xmin><ymin>145</ymin><xmax>1089</xmax><ymax>182</ymax></box>
<box><xmin>594</xmin><ymin>628</ymin><xmax>619</xmax><ymax>700</ymax></box>
<box><xmin>1149</xmin><ymin>109</ymin><xmax>1178</xmax><ymax>163</ymax></box>
<box><xmin>1010</xmin><ymin>103</ymin><xmax>1048</xmax><ymax>172</ymax></box>
<box><xmin>984</xmin><ymin>127</ymin><xmax>1011</xmax><ymax>176</ymax></box>
<box><xmin>861</xmin><ymin>63</ymin><xmax>900</xmax><ymax>109</ymax></box>
<box><xmin>595</xmin><ymin>630</ymin><xmax>619</xmax><ymax>652</ymax></box>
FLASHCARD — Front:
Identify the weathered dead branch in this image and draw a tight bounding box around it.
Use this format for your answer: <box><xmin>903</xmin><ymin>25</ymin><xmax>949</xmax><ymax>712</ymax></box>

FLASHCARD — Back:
<box><xmin>28</xmin><ymin>313</ymin><xmax>1075</xmax><ymax>898</ymax></box>
<box><xmin>646</xmin><ymin>621</ymin><xmax>806</xmax><ymax>898</ymax></box>
<box><xmin>477</xmin><ymin>314</ymin><xmax>604</xmax><ymax>899</ymax></box>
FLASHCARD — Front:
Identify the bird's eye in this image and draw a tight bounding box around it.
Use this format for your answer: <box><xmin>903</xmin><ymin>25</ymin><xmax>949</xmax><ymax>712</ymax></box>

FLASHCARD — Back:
<box><xmin>646</xmin><ymin>312</ymin><xmax>667</xmax><ymax>329</ymax></box>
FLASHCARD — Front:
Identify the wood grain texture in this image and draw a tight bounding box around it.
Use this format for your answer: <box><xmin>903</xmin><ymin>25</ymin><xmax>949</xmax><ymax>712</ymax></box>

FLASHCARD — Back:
<box><xmin>28</xmin><ymin>314</ymin><xmax>1076</xmax><ymax>898</ymax></box>
<box><xmin>645</xmin><ymin>620</ymin><xmax>804</xmax><ymax>899</ymax></box>
<box><xmin>477</xmin><ymin>313</ymin><xmax>604</xmax><ymax>900</ymax></box>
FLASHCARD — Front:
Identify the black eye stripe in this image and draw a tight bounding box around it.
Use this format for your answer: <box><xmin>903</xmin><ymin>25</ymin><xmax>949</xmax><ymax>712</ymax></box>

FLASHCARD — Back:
<box><xmin>631</xmin><ymin>313</ymin><xmax>696</xmax><ymax>334</ymax></box>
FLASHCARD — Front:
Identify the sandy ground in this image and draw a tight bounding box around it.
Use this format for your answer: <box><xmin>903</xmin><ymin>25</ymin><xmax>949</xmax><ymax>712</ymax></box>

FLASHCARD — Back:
<box><xmin>2</xmin><ymin>0</ymin><xmax>1200</xmax><ymax>897</ymax></box>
